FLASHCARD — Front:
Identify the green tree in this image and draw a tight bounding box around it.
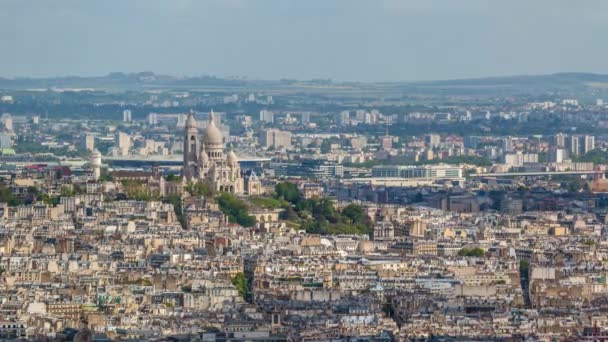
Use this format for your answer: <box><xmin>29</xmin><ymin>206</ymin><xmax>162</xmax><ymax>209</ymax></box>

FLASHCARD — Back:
<box><xmin>231</xmin><ymin>272</ymin><xmax>251</xmax><ymax>302</ymax></box>
<box><xmin>320</xmin><ymin>139</ymin><xmax>332</xmax><ymax>154</ymax></box>
<box><xmin>165</xmin><ymin>174</ymin><xmax>181</xmax><ymax>182</ymax></box>
<box><xmin>274</xmin><ymin>182</ymin><xmax>301</xmax><ymax>204</ymax></box>
<box><xmin>216</xmin><ymin>193</ymin><xmax>255</xmax><ymax>227</ymax></box>
<box><xmin>458</xmin><ymin>247</ymin><xmax>485</xmax><ymax>257</ymax></box>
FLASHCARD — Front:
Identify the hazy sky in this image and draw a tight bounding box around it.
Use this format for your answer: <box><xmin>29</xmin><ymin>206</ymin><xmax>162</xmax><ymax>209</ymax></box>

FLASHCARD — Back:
<box><xmin>2</xmin><ymin>0</ymin><xmax>608</xmax><ymax>81</ymax></box>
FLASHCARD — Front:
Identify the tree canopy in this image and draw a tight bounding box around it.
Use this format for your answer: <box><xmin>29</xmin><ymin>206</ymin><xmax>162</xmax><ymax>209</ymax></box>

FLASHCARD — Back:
<box><xmin>216</xmin><ymin>192</ymin><xmax>256</xmax><ymax>227</ymax></box>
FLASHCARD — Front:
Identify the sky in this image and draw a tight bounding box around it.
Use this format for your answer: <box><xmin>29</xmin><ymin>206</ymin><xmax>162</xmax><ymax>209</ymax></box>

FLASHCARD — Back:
<box><xmin>1</xmin><ymin>0</ymin><xmax>608</xmax><ymax>82</ymax></box>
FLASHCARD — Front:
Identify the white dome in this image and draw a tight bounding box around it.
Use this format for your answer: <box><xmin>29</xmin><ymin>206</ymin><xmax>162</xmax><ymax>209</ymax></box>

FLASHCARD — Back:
<box><xmin>200</xmin><ymin>147</ymin><xmax>209</xmax><ymax>163</ymax></box>
<box><xmin>227</xmin><ymin>149</ymin><xmax>238</xmax><ymax>164</ymax></box>
<box><xmin>203</xmin><ymin>111</ymin><xmax>223</xmax><ymax>145</ymax></box>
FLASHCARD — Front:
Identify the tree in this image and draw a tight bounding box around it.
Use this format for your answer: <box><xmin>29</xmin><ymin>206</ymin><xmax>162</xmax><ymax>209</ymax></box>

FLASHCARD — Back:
<box><xmin>458</xmin><ymin>247</ymin><xmax>485</xmax><ymax>257</ymax></box>
<box><xmin>0</xmin><ymin>185</ymin><xmax>21</xmax><ymax>206</ymax></box>
<box><xmin>185</xmin><ymin>179</ymin><xmax>215</xmax><ymax>197</ymax></box>
<box><xmin>275</xmin><ymin>182</ymin><xmax>301</xmax><ymax>204</ymax></box>
<box><xmin>165</xmin><ymin>174</ymin><xmax>181</xmax><ymax>182</ymax></box>
<box><xmin>231</xmin><ymin>272</ymin><xmax>251</xmax><ymax>302</ymax></box>
<box><xmin>216</xmin><ymin>193</ymin><xmax>255</xmax><ymax>227</ymax></box>
<box><xmin>320</xmin><ymin>139</ymin><xmax>332</xmax><ymax>154</ymax></box>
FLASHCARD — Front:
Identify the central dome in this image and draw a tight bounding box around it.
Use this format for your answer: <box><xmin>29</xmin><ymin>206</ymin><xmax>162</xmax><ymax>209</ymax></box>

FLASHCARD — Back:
<box><xmin>203</xmin><ymin>111</ymin><xmax>223</xmax><ymax>145</ymax></box>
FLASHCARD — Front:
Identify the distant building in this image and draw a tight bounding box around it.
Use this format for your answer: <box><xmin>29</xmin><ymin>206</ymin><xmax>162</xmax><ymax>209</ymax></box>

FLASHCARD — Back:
<box><xmin>0</xmin><ymin>134</ymin><xmax>12</xmax><ymax>149</ymax></box>
<box><xmin>380</xmin><ymin>136</ymin><xmax>393</xmax><ymax>151</ymax></box>
<box><xmin>371</xmin><ymin>164</ymin><xmax>463</xmax><ymax>180</ymax></box>
<box><xmin>81</xmin><ymin>133</ymin><xmax>95</xmax><ymax>152</ymax></box>
<box><xmin>336</xmin><ymin>111</ymin><xmax>350</xmax><ymax>126</ymax></box>
<box><xmin>2</xmin><ymin>114</ymin><xmax>13</xmax><ymax>132</ymax></box>
<box><xmin>554</xmin><ymin>133</ymin><xmax>567</xmax><ymax>148</ymax></box>
<box><xmin>568</xmin><ymin>135</ymin><xmax>594</xmax><ymax>156</ymax></box>
<box><xmin>503</xmin><ymin>136</ymin><xmax>514</xmax><ymax>152</ymax></box>
<box><xmin>148</xmin><ymin>112</ymin><xmax>158</xmax><ymax>125</ymax></box>
<box><xmin>259</xmin><ymin>129</ymin><xmax>292</xmax><ymax>149</ymax></box>
<box><xmin>549</xmin><ymin>148</ymin><xmax>566</xmax><ymax>163</ymax></box>
<box><xmin>504</xmin><ymin>152</ymin><xmax>538</xmax><ymax>167</ymax></box>
<box><xmin>123</xmin><ymin>109</ymin><xmax>132</xmax><ymax>122</ymax></box>
<box><xmin>425</xmin><ymin>134</ymin><xmax>441</xmax><ymax>148</ymax></box>
<box><xmin>301</xmin><ymin>112</ymin><xmax>311</xmax><ymax>125</ymax></box>
<box><xmin>115</xmin><ymin>132</ymin><xmax>131</xmax><ymax>156</ymax></box>
<box><xmin>259</xmin><ymin>110</ymin><xmax>274</xmax><ymax>124</ymax></box>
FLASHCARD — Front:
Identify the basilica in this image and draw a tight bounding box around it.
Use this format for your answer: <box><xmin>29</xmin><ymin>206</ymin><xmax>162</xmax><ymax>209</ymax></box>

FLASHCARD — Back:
<box><xmin>182</xmin><ymin>111</ymin><xmax>244</xmax><ymax>194</ymax></box>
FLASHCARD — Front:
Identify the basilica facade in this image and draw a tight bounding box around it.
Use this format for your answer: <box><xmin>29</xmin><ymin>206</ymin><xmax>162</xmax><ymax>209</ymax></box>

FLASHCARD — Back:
<box><xmin>183</xmin><ymin>111</ymin><xmax>243</xmax><ymax>194</ymax></box>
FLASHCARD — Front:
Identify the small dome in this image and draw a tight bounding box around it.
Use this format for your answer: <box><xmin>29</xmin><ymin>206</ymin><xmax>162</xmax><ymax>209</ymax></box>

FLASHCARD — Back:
<box><xmin>227</xmin><ymin>149</ymin><xmax>238</xmax><ymax>164</ymax></box>
<box><xmin>200</xmin><ymin>147</ymin><xmax>209</xmax><ymax>163</ymax></box>
<box><xmin>203</xmin><ymin>111</ymin><xmax>223</xmax><ymax>145</ymax></box>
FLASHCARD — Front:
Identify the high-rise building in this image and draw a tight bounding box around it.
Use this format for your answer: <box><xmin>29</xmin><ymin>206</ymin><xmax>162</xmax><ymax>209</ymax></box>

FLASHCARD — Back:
<box><xmin>115</xmin><ymin>132</ymin><xmax>131</xmax><ymax>156</ymax></box>
<box><xmin>301</xmin><ymin>112</ymin><xmax>311</xmax><ymax>125</ymax></box>
<box><xmin>336</xmin><ymin>111</ymin><xmax>350</xmax><ymax>126</ymax></box>
<box><xmin>549</xmin><ymin>148</ymin><xmax>566</xmax><ymax>163</ymax></box>
<box><xmin>554</xmin><ymin>133</ymin><xmax>567</xmax><ymax>148</ymax></box>
<box><xmin>259</xmin><ymin>110</ymin><xmax>274</xmax><ymax>124</ymax></box>
<box><xmin>123</xmin><ymin>110</ymin><xmax>132</xmax><ymax>122</ymax></box>
<box><xmin>569</xmin><ymin>135</ymin><xmax>595</xmax><ymax>156</ymax></box>
<box><xmin>81</xmin><ymin>133</ymin><xmax>95</xmax><ymax>152</ymax></box>
<box><xmin>597</xmin><ymin>99</ymin><xmax>605</xmax><ymax>106</ymax></box>
<box><xmin>148</xmin><ymin>113</ymin><xmax>158</xmax><ymax>125</ymax></box>
<box><xmin>503</xmin><ymin>136</ymin><xmax>514</xmax><ymax>152</ymax></box>
<box><xmin>584</xmin><ymin>135</ymin><xmax>595</xmax><ymax>154</ymax></box>
<box><xmin>569</xmin><ymin>135</ymin><xmax>580</xmax><ymax>156</ymax></box>
<box><xmin>259</xmin><ymin>129</ymin><xmax>292</xmax><ymax>149</ymax></box>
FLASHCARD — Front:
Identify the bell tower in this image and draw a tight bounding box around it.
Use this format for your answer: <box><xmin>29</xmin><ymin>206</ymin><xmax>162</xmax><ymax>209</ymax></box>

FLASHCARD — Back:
<box><xmin>183</xmin><ymin>110</ymin><xmax>200</xmax><ymax>179</ymax></box>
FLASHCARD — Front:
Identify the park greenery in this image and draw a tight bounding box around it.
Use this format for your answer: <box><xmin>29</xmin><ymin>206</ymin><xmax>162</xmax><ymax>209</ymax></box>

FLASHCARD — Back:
<box><xmin>274</xmin><ymin>182</ymin><xmax>372</xmax><ymax>235</ymax></box>
<box><xmin>185</xmin><ymin>179</ymin><xmax>215</xmax><ymax>197</ymax></box>
<box><xmin>231</xmin><ymin>272</ymin><xmax>252</xmax><ymax>302</ymax></box>
<box><xmin>216</xmin><ymin>192</ymin><xmax>256</xmax><ymax>227</ymax></box>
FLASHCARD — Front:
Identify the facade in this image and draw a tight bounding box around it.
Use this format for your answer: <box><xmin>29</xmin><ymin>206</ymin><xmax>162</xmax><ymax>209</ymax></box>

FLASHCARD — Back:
<box><xmin>259</xmin><ymin>129</ymin><xmax>292</xmax><ymax>149</ymax></box>
<box><xmin>115</xmin><ymin>132</ymin><xmax>131</xmax><ymax>156</ymax></box>
<box><xmin>183</xmin><ymin>111</ymin><xmax>243</xmax><ymax>194</ymax></box>
<box><xmin>504</xmin><ymin>152</ymin><xmax>538</xmax><ymax>167</ymax></box>
<box><xmin>259</xmin><ymin>110</ymin><xmax>274</xmax><ymax>124</ymax></box>
<box><xmin>371</xmin><ymin>164</ymin><xmax>463</xmax><ymax>180</ymax></box>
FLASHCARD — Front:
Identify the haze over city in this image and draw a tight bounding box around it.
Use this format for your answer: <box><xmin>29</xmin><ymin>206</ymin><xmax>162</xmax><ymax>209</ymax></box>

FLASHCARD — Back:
<box><xmin>2</xmin><ymin>0</ymin><xmax>608</xmax><ymax>81</ymax></box>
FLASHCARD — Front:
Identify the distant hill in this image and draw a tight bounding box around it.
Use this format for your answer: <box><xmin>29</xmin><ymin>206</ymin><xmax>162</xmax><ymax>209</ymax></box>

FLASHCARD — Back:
<box><xmin>1</xmin><ymin>72</ymin><xmax>607</xmax><ymax>92</ymax></box>
<box><xmin>414</xmin><ymin>73</ymin><xmax>608</xmax><ymax>87</ymax></box>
